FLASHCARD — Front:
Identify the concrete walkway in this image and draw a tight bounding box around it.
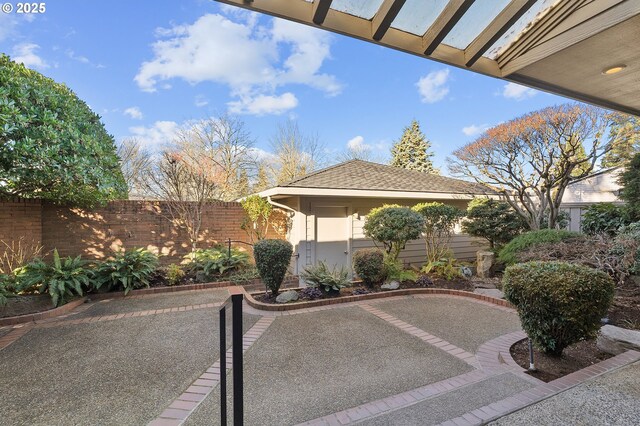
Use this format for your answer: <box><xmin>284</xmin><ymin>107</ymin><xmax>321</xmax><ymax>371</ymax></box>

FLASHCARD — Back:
<box><xmin>1</xmin><ymin>288</ymin><xmax>638</xmax><ymax>426</ymax></box>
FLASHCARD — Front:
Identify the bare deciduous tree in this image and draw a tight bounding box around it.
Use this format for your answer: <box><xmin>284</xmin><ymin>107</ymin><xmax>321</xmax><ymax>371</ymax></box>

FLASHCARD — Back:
<box><xmin>269</xmin><ymin>120</ymin><xmax>325</xmax><ymax>184</ymax></box>
<box><xmin>176</xmin><ymin>115</ymin><xmax>256</xmax><ymax>201</ymax></box>
<box><xmin>143</xmin><ymin>151</ymin><xmax>220</xmax><ymax>255</ymax></box>
<box><xmin>448</xmin><ymin>104</ymin><xmax>627</xmax><ymax>230</ymax></box>
<box><xmin>117</xmin><ymin>138</ymin><xmax>152</xmax><ymax>197</ymax></box>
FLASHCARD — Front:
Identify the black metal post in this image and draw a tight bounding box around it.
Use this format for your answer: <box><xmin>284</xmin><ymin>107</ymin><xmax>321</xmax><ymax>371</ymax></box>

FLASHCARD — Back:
<box><xmin>528</xmin><ymin>338</ymin><xmax>536</xmax><ymax>372</ymax></box>
<box><xmin>231</xmin><ymin>293</ymin><xmax>244</xmax><ymax>425</ymax></box>
<box><xmin>227</xmin><ymin>238</ymin><xmax>232</xmax><ymax>259</ymax></box>
<box><xmin>219</xmin><ymin>307</ymin><xmax>227</xmax><ymax>424</ymax></box>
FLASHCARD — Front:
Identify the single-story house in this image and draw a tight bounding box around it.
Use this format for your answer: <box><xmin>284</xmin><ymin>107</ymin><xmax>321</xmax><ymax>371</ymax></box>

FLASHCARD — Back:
<box><xmin>257</xmin><ymin>160</ymin><xmax>496</xmax><ymax>274</ymax></box>
<box><xmin>560</xmin><ymin>167</ymin><xmax>623</xmax><ymax>232</ymax></box>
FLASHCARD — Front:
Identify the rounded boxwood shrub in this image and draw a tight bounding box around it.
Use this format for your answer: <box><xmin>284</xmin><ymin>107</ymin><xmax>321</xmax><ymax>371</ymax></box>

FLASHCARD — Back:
<box><xmin>363</xmin><ymin>205</ymin><xmax>424</xmax><ymax>261</ymax></box>
<box><xmin>253</xmin><ymin>239</ymin><xmax>293</xmax><ymax>296</ymax></box>
<box><xmin>498</xmin><ymin>229</ymin><xmax>580</xmax><ymax>265</ymax></box>
<box><xmin>353</xmin><ymin>249</ymin><xmax>386</xmax><ymax>287</ymax></box>
<box><xmin>503</xmin><ymin>261</ymin><xmax>614</xmax><ymax>356</ymax></box>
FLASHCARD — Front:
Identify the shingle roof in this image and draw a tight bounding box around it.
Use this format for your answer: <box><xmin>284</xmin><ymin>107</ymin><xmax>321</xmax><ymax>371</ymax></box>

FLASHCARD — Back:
<box><xmin>280</xmin><ymin>160</ymin><xmax>495</xmax><ymax>195</ymax></box>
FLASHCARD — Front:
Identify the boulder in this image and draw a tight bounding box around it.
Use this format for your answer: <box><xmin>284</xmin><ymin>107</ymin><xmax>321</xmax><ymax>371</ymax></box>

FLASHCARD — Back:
<box><xmin>477</xmin><ymin>251</ymin><xmax>495</xmax><ymax>278</ymax></box>
<box><xmin>474</xmin><ymin>288</ymin><xmax>504</xmax><ymax>299</ymax></box>
<box><xmin>276</xmin><ymin>290</ymin><xmax>299</xmax><ymax>304</ymax></box>
<box><xmin>597</xmin><ymin>324</ymin><xmax>640</xmax><ymax>355</ymax></box>
<box><xmin>381</xmin><ymin>281</ymin><xmax>400</xmax><ymax>291</ymax></box>
<box><xmin>460</xmin><ymin>266</ymin><xmax>473</xmax><ymax>278</ymax></box>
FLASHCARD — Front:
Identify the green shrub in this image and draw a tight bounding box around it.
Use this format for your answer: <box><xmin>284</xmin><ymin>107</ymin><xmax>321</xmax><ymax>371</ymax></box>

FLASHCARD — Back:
<box><xmin>618</xmin><ymin>152</ymin><xmax>640</xmax><ymax>221</ymax></box>
<box><xmin>503</xmin><ymin>261</ymin><xmax>614</xmax><ymax>356</ymax></box>
<box><xmin>0</xmin><ymin>273</ymin><xmax>11</xmax><ymax>306</ymax></box>
<box><xmin>185</xmin><ymin>247</ymin><xmax>250</xmax><ymax>280</ymax></box>
<box><xmin>301</xmin><ymin>261</ymin><xmax>350</xmax><ymax>293</ymax></box>
<box><xmin>498</xmin><ymin>229</ymin><xmax>581</xmax><ymax>265</ymax></box>
<box><xmin>166</xmin><ymin>264</ymin><xmax>185</xmax><ymax>286</ymax></box>
<box><xmin>18</xmin><ymin>249</ymin><xmax>91</xmax><ymax>307</ymax></box>
<box><xmin>94</xmin><ymin>248</ymin><xmax>158</xmax><ymax>295</ymax></box>
<box><xmin>363</xmin><ymin>205</ymin><xmax>424</xmax><ymax>261</ymax></box>
<box><xmin>412</xmin><ymin>202</ymin><xmax>463</xmax><ymax>263</ymax></box>
<box><xmin>581</xmin><ymin>203</ymin><xmax>628</xmax><ymax>236</ymax></box>
<box><xmin>254</xmin><ymin>239</ymin><xmax>293</xmax><ymax>296</ymax></box>
<box><xmin>384</xmin><ymin>257</ymin><xmax>417</xmax><ymax>283</ymax></box>
<box><xmin>613</xmin><ymin>223</ymin><xmax>640</xmax><ymax>275</ymax></box>
<box><xmin>539</xmin><ymin>210</ymin><xmax>570</xmax><ymax>230</ymax></box>
<box><xmin>422</xmin><ymin>256</ymin><xmax>463</xmax><ymax>281</ymax></box>
<box><xmin>461</xmin><ymin>198</ymin><xmax>526</xmax><ymax>249</ymax></box>
<box><xmin>353</xmin><ymin>249</ymin><xmax>386</xmax><ymax>287</ymax></box>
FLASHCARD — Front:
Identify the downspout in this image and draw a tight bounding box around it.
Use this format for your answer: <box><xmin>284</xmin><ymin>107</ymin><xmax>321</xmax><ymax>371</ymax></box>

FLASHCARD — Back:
<box><xmin>267</xmin><ymin>196</ymin><xmax>299</xmax><ymax>275</ymax></box>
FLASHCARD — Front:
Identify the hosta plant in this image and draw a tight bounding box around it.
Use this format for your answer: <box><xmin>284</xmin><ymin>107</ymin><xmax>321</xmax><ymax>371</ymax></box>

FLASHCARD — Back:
<box><xmin>94</xmin><ymin>248</ymin><xmax>158</xmax><ymax>295</ymax></box>
<box><xmin>19</xmin><ymin>249</ymin><xmax>91</xmax><ymax>307</ymax></box>
<box><xmin>184</xmin><ymin>247</ymin><xmax>250</xmax><ymax>279</ymax></box>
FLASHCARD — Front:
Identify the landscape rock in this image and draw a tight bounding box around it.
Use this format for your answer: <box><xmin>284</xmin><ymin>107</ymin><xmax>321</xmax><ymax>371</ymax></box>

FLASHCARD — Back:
<box><xmin>276</xmin><ymin>290</ymin><xmax>299</xmax><ymax>304</ymax></box>
<box><xmin>597</xmin><ymin>324</ymin><xmax>640</xmax><ymax>355</ymax></box>
<box><xmin>477</xmin><ymin>251</ymin><xmax>495</xmax><ymax>278</ymax></box>
<box><xmin>381</xmin><ymin>281</ymin><xmax>400</xmax><ymax>291</ymax></box>
<box><xmin>460</xmin><ymin>266</ymin><xmax>473</xmax><ymax>278</ymax></box>
<box><xmin>474</xmin><ymin>288</ymin><xmax>504</xmax><ymax>299</ymax></box>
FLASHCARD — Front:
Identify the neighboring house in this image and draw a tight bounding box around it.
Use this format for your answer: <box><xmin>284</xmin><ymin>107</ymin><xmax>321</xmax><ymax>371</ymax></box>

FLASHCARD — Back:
<box><xmin>257</xmin><ymin>160</ymin><xmax>496</xmax><ymax>274</ymax></box>
<box><xmin>561</xmin><ymin>167</ymin><xmax>623</xmax><ymax>232</ymax></box>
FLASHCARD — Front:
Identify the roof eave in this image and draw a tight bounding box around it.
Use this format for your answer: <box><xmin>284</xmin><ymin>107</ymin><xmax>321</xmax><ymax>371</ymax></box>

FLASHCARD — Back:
<box><xmin>258</xmin><ymin>187</ymin><xmax>498</xmax><ymax>200</ymax></box>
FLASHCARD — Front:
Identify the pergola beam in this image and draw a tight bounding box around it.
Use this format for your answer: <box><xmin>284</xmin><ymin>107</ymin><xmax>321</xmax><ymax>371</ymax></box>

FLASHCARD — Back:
<box><xmin>422</xmin><ymin>0</ymin><xmax>475</xmax><ymax>55</ymax></box>
<box><xmin>464</xmin><ymin>0</ymin><xmax>537</xmax><ymax>67</ymax></box>
<box><xmin>372</xmin><ymin>0</ymin><xmax>407</xmax><ymax>41</ymax></box>
<box><xmin>312</xmin><ymin>0</ymin><xmax>333</xmax><ymax>25</ymax></box>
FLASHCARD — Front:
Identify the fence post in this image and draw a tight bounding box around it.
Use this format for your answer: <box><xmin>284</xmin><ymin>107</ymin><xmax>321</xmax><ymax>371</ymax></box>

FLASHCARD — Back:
<box><xmin>219</xmin><ymin>307</ymin><xmax>227</xmax><ymax>424</ymax></box>
<box><xmin>231</xmin><ymin>293</ymin><xmax>244</xmax><ymax>425</ymax></box>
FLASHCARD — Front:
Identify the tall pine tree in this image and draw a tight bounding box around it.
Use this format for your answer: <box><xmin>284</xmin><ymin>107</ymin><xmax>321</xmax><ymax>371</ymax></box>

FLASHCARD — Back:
<box><xmin>252</xmin><ymin>163</ymin><xmax>271</xmax><ymax>193</ymax></box>
<box><xmin>390</xmin><ymin>120</ymin><xmax>438</xmax><ymax>174</ymax></box>
<box><xmin>602</xmin><ymin>116</ymin><xmax>640</xmax><ymax>167</ymax></box>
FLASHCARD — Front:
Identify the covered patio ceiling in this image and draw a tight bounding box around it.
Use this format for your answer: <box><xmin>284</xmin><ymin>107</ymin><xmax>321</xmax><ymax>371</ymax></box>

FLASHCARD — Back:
<box><xmin>214</xmin><ymin>0</ymin><xmax>640</xmax><ymax>116</ymax></box>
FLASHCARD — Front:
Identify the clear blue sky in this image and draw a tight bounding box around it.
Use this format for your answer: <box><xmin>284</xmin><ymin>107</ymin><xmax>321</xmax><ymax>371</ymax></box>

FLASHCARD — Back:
<box><xmin>0</xmin><ymin>0</ymin><xmax>571</xmax><ymax>173</ymax></box>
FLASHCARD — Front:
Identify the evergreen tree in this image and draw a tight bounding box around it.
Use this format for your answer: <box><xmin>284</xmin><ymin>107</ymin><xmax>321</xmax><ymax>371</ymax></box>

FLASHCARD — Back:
<box><xmin>253</xmin><ymin>163</ymin><xmax>271</xmax><ymax>193</ymax></box>
<box><xmin>619</xmin><ymin>153</ymin><xmax>640</xmax><ymax>221</ymax></box>
<box><xmin>390</xmin><ymin>120</ymin><xmax>438</xmax><ymax>174</ymax></box>
<box><xmin>235</xmin><ymin>169</ymin><xmax>250</xmax><ymax>198</ymax></box>
<box><xmin>602</xmin><ymin>116</ymin><xmax>640</xmax><ymax>167</ymax></box>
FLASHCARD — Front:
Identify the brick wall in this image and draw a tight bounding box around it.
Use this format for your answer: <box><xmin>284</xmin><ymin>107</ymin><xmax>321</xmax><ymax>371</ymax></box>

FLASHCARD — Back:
<box><xmin>0</xmin><ymin>199</ymin><xmax>286</xmax><ymax>265</ymax></box>
<box><xmin>0</xmin><ymin>199</ymin><xmax>43</xmax><ymax>267</ymax></box>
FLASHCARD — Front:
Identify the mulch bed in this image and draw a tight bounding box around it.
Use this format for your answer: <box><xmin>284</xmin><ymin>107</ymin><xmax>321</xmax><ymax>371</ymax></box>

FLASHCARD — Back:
<box><xmin>0</xmin><ymin>294</ymin><xmax>59</xmax><ymax>318</ymax></box>
<box><xmin>607</xmin><ymin>280</ymin><xmax>640</xmax><ymax>331</ymax></box>
<box><xmin>254</xmin><ymin>274</ymin><xmax>478</xmax><ymax>304</ymax></box>
<box><xmin>510</xmin><ymin>338</ymin><xmax>612</xmax><ymax>382</ymax></box>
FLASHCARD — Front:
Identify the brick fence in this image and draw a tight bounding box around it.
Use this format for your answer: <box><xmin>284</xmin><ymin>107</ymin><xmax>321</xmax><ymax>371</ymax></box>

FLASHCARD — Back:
<box><xmin>0</xmin><ymin>198</ymin><xmax>285</xmax><ymax>264</ymax></box>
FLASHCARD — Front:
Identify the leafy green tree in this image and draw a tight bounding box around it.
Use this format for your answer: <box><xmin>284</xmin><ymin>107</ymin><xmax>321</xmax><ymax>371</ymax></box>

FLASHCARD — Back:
<box><xmin>390</xmin><ymin>120</ymin><xmax>438</xmax><ymax>174</ymax></box>
<box><xmin>412</xmin><ymin>202</ymin><xmax>463</xmax><ymax>263</ymax></box>
<box><xmin>240</xmin><ymin>195</ymin><xmax>273</xmax><ymax>243</ymax></box>
<box><xmin>363</xmin><ymin>205</ymin><xmax>424</xmax><ymax>261</ymax></box>
<box><xmin>0</xmin><ymin>54</ymin><xmax>127</xmax><ymax>206</ymax></box>
<box><xmin>461</xmin><ymin>198</ymin><xmax>526</xmax><ymax>249</ymax></box>
<box><xmin>618</xmin><ymin>153</ymin><xmax>640</xmax><ymax>221</ymax></box>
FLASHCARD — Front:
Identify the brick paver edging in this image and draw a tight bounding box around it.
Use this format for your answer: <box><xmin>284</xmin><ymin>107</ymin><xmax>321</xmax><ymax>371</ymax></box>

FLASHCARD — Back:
<box><xmin>245</xmin><ymin>287</ymin><xmax>514</xmax><ymax>312</ymax></box>
<box><xmin>34</xmin><ymin>302</ymin><xmax>224</xmax><ymax>329</ymax></box>
<box><xmin>0</xmin><ymin>297</ymin><xmax>87</xmax><ymax>327</ymax></box>
<box><xmin>298</xmin><ymin>370</ymin><xmax>492</xmax><ymax>426</ymax></box>
<box><xmin>438</xmin><ymin>350</ymin><xmax>640</xmax><ymax>426</ymax></box>
<box><xmin>148</xmin><ymin>316</ymin><xmax>276</xmax><ymax>426</ymax></box>
<box><xmin>360</xmin><ymin>303</ymin><xmax>479</xmax><ymax>367</ymax></box>
<box><xmin>0</xmin><ymin>323</ymin><xmax>34</xmax><ymax>351</ymax></box>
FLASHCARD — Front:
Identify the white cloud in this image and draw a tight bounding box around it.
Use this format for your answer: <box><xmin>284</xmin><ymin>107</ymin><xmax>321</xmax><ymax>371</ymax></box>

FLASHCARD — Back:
<box><xmin>135</xmin><ymin>12</ymin><xmax>341</xmax><ymax>115</ymax></box>
<box><xmin>416</xmin><ymin>69</ymin><xmax>450</xmax><ymax>103</ymax></box>
<box><xmin>228</xmin><ymin>92</ymin><xmax>298</xmax><ymax>115</ymax></box>
<box><xmin>347</xmin><ymin>136</ymin><xmax>366</xmax><ymax>151</ymax></box>
<box><xmin>128</xmin><ymin>121</ymin><xmax>180</xmax><ymax>149</ymax></box>
<box><xmin>503</xmin><ymin>82</ymin><xmax>537</xmax><ymax>100</ymax></box>
<box><xmin>11</xmin><ymin>43</ymin><xmax>48</xmax><ymax>69</ymax></box>
<box><xmin>195</xmin><ymin>95</ymin><xmax>209</xmax><ymax>107</ymax></box>
<box><xmin>66</xmin><ymin>49</ymin><xmax>90</xmax><ymax>64</ymax></box>
<box><xmin>462</xmin><ymin>124</ymin><xmax>490</xmax><ymax>137</ymax></box>
<box><xmin>124</xmin><ymin>106</ymin><xmax>144</xmax><ymax>120</ymax></box>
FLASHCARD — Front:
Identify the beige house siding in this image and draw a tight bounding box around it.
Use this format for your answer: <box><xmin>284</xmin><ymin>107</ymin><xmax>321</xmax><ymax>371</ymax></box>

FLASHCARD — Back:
<box><xmin>276</xmin><ymin>195</ymin><xmax>488</xmax><ymax>273</ymax></box>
